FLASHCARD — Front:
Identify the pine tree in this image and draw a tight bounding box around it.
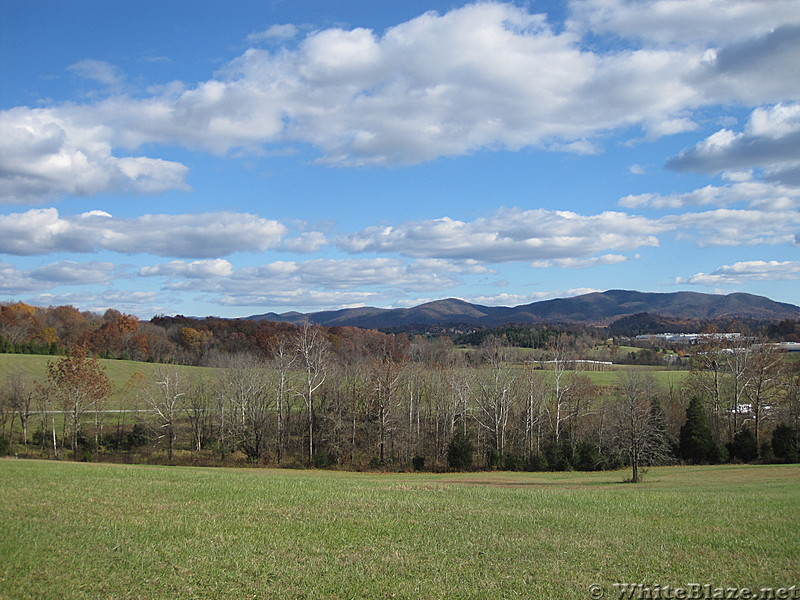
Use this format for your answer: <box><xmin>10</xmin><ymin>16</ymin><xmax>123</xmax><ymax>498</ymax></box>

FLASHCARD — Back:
<box><xmin>447</xmin><ymin>430</ymin><xmax>473</xmax><ymax>470</ymax></box>
<box><xmin>679</xmin><ymin>396</ymin><xmax>715</xmax><ymax>464</ymax></box>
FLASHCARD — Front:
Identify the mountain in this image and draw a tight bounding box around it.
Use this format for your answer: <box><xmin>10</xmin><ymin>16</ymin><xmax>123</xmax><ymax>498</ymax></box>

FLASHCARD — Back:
<box><xmin>246</xmin><ymin>290</ymin><xmax>800</xmax><ymax>329</ymax></box>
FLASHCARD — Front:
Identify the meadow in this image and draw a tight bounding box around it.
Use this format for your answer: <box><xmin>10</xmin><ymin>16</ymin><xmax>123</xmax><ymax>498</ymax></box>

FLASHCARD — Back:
<box><xmin>0</xmin><ymin>460</ymin><xmax>797</xmax><ymax>600</ymax></box>
<box><xmin>0</xmin><ymin>352</ymin><xmax>687</xmax><ymax>409</ymax></box>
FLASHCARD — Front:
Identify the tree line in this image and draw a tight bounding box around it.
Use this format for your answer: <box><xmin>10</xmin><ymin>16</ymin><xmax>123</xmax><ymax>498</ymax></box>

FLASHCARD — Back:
<box><xmin>1</xmin><ymin>319</ymin><xmax>798</xmax><ymax>481</ymax></box>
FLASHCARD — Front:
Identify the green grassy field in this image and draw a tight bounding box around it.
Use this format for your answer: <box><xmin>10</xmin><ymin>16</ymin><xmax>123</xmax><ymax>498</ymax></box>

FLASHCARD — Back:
<box><xmin>0</xmin><ymin>354</ymin><xmax>212</xmax><ymax>407</ymax></box>
<box><xmin>0</xmin><ymin>353</ymin><xmax>688</xmax><ymax>405</ymax></box>
<box><xmin>1</xmin><ymin>460</ymin><xmax>797</xmax><ymax>600</ymax></box>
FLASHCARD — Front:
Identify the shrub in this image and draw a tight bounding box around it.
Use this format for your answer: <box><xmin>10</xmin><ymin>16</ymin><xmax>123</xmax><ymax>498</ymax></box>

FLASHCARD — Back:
<box><xmin>772</xmin><ymin>424</ymin><xmax>799</xmax><ymax>463</ymax></box>
<box><xmin>727</xmin><ymin>427</ymin><xmax>758</xmax><ymax>462</ymax></box>
<box><xmin>447</xmin><ymin>431</ymin><xmax>473</xmax><ymax>470</ymax></box>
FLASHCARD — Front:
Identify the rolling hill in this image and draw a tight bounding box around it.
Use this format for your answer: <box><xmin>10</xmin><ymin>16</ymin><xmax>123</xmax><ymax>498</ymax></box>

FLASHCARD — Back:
<box><xmin>247</xmin><ymin>290</ymin><xmax>800</xmax><ymax>329</ymax></box>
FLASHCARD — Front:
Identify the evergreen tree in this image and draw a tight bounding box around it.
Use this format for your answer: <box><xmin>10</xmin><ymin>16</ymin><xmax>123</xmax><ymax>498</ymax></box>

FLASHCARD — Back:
<box><xmin>679</xmin><ymin>396</ymin><xmax>716</xmax><ymax>464</ymax></box>
<box><xmin>643</xmin><ymin>398</ymin><xmax>674</xmax><ymax>466</ymax></box>
<box><xmin>447</xmin><ymin>430</ymin><xmax>473</xmax><ymax>470</ymax></box>
<box><xmin>727</xmin><ymin>427</ymin><xmax>758</xmax><ymax>462</ymax></box>
<box><xmin>772</xmin><ymin>424</ymin><xmax>799</xmax><ymax>463</ymax></box>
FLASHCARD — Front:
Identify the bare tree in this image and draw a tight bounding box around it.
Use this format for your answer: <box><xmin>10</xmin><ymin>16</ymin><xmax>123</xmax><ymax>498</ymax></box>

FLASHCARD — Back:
<box><xmin>184</xmin><ymin>377</ymin><xmax>214</xmax><ymax>452</ymax></box>
<box><xmin>545</xmin><ymin>333</ymin><xmax>574</xmax><ymax>444</ymax></box>
<box><xmin>611</xmin><ymin>371</ymin><xmax>672</xmax><ymax>483</ymax></box>
<box><xmin>8</xmin><ymin>374</ymin><xmax>34</xmax><ymax>448</ymax></box>
<box><xmin>144</xmin><ymin>368</ymin><xmax>185</xmax><ymax>461</ymax></box>
<box><xmin>474</xmin><ymin>337</ymin><xmax>516</xmax><ymax>460</ymax></box>
<box><xmin>368</xmin><ymin>357</ymin><xmax>403</xmax><ymax>465</ymax></box>
<box><xmin>521</xmin><ymin>362</ymin><xmax>547</xmax><ymax>460</ymax></box>
<box><xmin>744</xmin><ymin>344</ymin><xmax>783</xmax><ymax>448</ymax></box>
<box><xmin>270</xmin><ymin>334</ymin><xmax>297</xmax><ymax>465</ymax></box>
<box><xmin>294</xmin><ymin>321</ymin><xmax>331</xmax><ymax>462</ymax></box>
<box><xmin>216</xmin><ymin>353</ymin><xmax>272</xmax><ymax>462</ymax></box>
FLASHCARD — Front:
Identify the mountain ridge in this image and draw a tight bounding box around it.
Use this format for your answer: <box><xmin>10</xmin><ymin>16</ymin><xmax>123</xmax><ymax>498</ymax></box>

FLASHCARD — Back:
<box><xmin>246</xmin><ymin>290</ymin><xmax>800</xmax><ymax>330</ymax></box>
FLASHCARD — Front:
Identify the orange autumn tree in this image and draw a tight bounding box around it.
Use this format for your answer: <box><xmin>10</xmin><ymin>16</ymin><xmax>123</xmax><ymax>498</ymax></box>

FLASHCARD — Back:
<box><xmin>46</xmin><ymin>346</ymin><xmax>112</xmax><ymax>456</ymax></box>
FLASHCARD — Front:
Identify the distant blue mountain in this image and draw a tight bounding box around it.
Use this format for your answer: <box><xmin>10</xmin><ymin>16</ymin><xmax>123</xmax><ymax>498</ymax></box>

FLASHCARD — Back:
<box><xmin>246</xmin><ymin>290</ymin><xmax>800</xmax><ymax>329</ymax></box>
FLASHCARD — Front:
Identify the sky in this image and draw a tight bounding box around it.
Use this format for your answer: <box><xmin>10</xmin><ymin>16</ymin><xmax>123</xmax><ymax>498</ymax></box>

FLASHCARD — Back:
<box><xmin>1</xmin><ymin>0</ymin><xmax>799</xmax><ymax>319</ymax></box>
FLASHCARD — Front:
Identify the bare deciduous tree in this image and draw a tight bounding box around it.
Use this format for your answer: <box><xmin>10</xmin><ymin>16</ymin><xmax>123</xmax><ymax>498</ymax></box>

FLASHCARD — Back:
<box><xmin>144</xmin><ymin>368</ymin><xmax>185</xmax><ymax>461</ymax></box>
<box><xmin>295</xmin><ymin>321</ymin><xmax>331</xmax><ymax>462</ymax></box>
<box><xmin>611</xmin><ymin>371</ymin><xmax>672</xmax><ymax>483</ymax></box>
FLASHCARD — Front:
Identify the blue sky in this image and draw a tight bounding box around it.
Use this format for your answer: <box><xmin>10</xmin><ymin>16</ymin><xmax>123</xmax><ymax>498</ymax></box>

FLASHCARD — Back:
<box><xmin>1</xmin><ymin>0</ymin><xmax>799</xmax><ymax>318</ymax></box>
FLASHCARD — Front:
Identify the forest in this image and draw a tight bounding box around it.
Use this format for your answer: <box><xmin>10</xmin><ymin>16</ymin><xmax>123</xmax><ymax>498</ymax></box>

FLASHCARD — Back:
<box><xmin>1</xmin><ymin>301</ymin><xmax>799</xmax><ymax>479</ymax></box>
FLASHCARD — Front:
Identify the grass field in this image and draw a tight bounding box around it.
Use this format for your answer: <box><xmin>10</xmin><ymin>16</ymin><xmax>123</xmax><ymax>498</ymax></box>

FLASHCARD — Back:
<box><xmin>1</xmin><ymin>460</ymin><xmax>797</xmax><ymax>600</ymax></box>
<box><xmin>0</xmin><ymin>353</ymin><xmax>688</xmax><ymax>407</ymax></box>
<box><xmin>0</xmin><ymin>354</ymin><xmax>212</xmax><ymax>407</ymax></box>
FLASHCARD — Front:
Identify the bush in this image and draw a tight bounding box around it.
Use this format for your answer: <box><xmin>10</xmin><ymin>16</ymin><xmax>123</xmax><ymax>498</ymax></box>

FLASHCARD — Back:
<box><xmin>412</xmin><ymin>455</ymin><xmax>426</xmax><ymax>471</ymax></box>
<box><xmin>0</xmin><ymin>436</ymin><xmax>9</xmax><ymax>456</ymax></box>
<box><xmin>447</xmin><ymin>431</ymin><xmax>473</xmax><ymax>470</ymax></box>
<box><xmin>575</xmin><ymin>441</ymin><xmax>603</xmax><ymax>471</ymax></box>
<box><xmin>502</xmin><ymin>453</ymin><xmax>526</xmax><ymax>471</ymax></box>
<box><xmin>528</xmin><ymin>453</ymin><xmax>549</xmax><ymax>471</ymax></box>
<box><xmin>727</xmin><ymin>427</ymin><xmax>758</xmax><ymax>462</ymax></box>
<box><xmin>772</xmin><ymin>424</ymin><xmax>799</xmax><ymax>463</ymax></box>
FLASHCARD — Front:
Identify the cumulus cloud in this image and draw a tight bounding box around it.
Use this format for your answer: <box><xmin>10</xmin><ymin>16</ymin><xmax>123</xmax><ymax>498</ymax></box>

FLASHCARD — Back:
<box><xmin>567</xmin><ymin>0</ymin><xmax>800</xmax><ymax>47</ymax></box>
<box><xmin>664</xmin><ymin>209</ymin><xmax>800</xmax><ymax>246</ymax></box>
<box><xmin>228</xmin><ymin>257</ymin><xmax>484</xmax><ymax>293</ymax></box>
<box><xmin>0</xmin><ymin>107</ymin><xmax>190</xmax><ymax>203</ymax></box>
<box><xmin>338</xmin><ymin>208</ymin><xmax>663</xmax><ymax>262</ymax></box>
<box><xmin>0</xmin><ymin>263</ymin><xmax>48</xmax><ymax>294</ymax></box>
<box><xmin>30</xmin><ymin>260</ymin><xmax>118</xmax><ymax>285</ymax></box>
<box><xmin>139</xmin><ymin>259</ymin><xmax>234</xmax><ymax>279</ymax></box>
<box><xmin>219</xmin><ymin>289</ymin><xmax>379</xmax><ymax>309</ymax></box>
<box><xmin>3</xmin><ymin>0</ymin><xmax>799</xmax><ymax>200</ymax></box>
<box><xmin>619</xmin><ymin>179</ymin><xmax>800</xmax><ymax>210</ymax></box>
<box><xmin>532</xmin><ymin>254</ymin><xmax>629</xmax><ymax>268</ymax></box>
<box><xmin>677</xmin><ymin>260</ymin><xmax>800</xmax><ymax>285</ymax></box>
<box><xmin>0</xmin><ymin>208</ymin><xmax>286</xmax><ymax>257</ymax></box>
<box><xmin>667</xmin><ymin>103</ymin><xmax>800</xmax><ymax>176</ymax></box>
<box><xmin>0</xmin><ymin>260</ymin><xmax>122</xmax><ymax>294</ymax></box>
<box><xmin>135</xmin><ymin>257</ymin><xmax>490</xmax><ymax>309</ymax></box>
<box><xmin>278</xmin><ymin>231</ymin><xmax>330</xmax><ymax>253</ymax></box>
<box><xmin>467</xmin><ymin>288</ymin><xmax>603</xmax><ymax>306</ymax></box>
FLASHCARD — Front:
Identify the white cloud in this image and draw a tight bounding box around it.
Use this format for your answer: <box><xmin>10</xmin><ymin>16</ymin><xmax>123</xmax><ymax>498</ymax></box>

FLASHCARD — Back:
<box><xmin>619</xmin><ymin>180</ymin><xmax>800</xmax><ymax>210</ymax></box>
<box><xmin>138</xmin><ymin>257</ymin><xmax>490</xmax><ymax>309</ymax></box>
<box><xmin>665</xmin><ymin>209</ymin><xmax>800</xmax><ymax>246</ymax></box>
<box><xmin>0</xmin><ymin>260</ymin><xmax>121</xmax><ymax>294</ymax></box>
<box><xmin>219</xmin><ymin>289</ymin><xmax>379</xmax><ymax>309</ymax></box>
<box><xmin>677</xmin><ymin>260</ymin><xmax>800</xmax><ymax>285</ymax></box>
<box><xmin>532</xmin><ymin>254</ymin><xmax>629</xmax><ymax>268</ymax></box>
<box><xmin>68</xmin><ymin>59</ymin><xmax>125</xmax><ymax>88</ymax></box>
<box><xmin>279</xmin><ymin>231</ymin><xmax>330</xmax><ymax>253</ymax></box>
<box><xmin>0</xmin><ymin>208</ymin><xmax>286</xmax><ymax>257</ymax></box>
<box><xmin>246</xmin><ymin>24</ymin><xmax>298</xmax><ymax>44</ymax></box>
<box><xmin>467</xmin><ymin>288</ymin><xmax>603</xmax><ymax>306</ymax></box>
<box><xmin>338</xmin><ymin>208</ymin><xmax>663</xmax><ymax>262</ymax></box>
<box><xmin>139</xmin><ymin>259</ymin><xmax>234</xmax><ymax>279</ymax></box>
<box><xmin>0</xmin><ymin>107</ymin><xmax>190</xmax><ymax>203</ymax></box>
<box><xmin>667</xmin><ymin>103</ymin><xmax>800</xmax><ymax>176</ymax></box>
<box><xmin>567</xmin><ymin>0</ymin><xmax>800</xmax><ymax>47</ymax></box>
<box><xmin>0</xmin><ymin>263</ymin><xmax>48</xmax><ymax>294</ymax></box>
<box><xmin>30</xmin><ymin>260</ymin><xmax>118</xmax><ymax>285</ymax></box>
<box><xmin>2</xmin><ymin>0</ymin><xmax>797</xmax><ymax>195</ymax></box>
<box><xmin>628</xmin><ymin>164</ymin><xmax>645</xmax><ymax>175</ymax></box>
